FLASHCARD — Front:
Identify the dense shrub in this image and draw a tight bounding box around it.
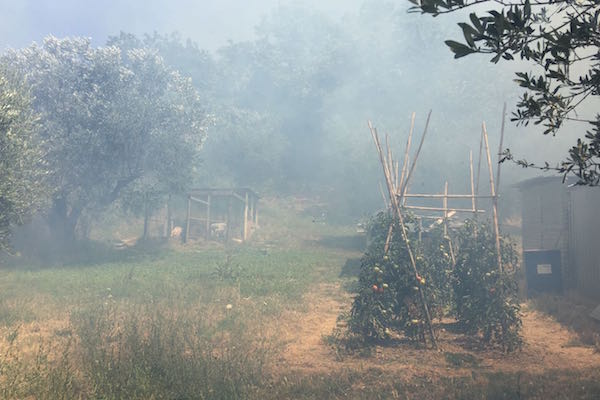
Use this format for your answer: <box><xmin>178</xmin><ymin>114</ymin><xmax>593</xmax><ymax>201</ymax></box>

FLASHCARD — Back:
<box><xmin>452</xmin><ymin>220</ymin><xmax>522</xmax><ymax>351</ymax></box>
<box><xmin>347</xmin><ymin>211</ymin><xmax>452</xmax><ymax>343</ymax></box>
<box><xmin>345</xmin><ymin>213</ymin><xmax>522</xmax><ymax>351</ymax></box>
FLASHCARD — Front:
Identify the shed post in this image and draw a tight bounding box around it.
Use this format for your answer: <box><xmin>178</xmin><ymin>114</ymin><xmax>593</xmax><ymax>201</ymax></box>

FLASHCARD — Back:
<box><xmin>166</xmin><ymin>196</ymin><xmax>172</xmax><ymax>238</ymax></box>
<box><xmin>184</xmin><ymin>195</ymin><xmax>191</xmax><ymax>243</ymax></box>
<box><xmin>205</xmin><ymin>194</ymin><xmax>211</xmax><ymax>240</ymax></box>
<box><xmin>242</xmin><ymin>192</ymin><xmax>249</xmax><ymax>241</ymax></box>
<box><xmin>226</xmin><ymin>196</ymin><xmax>232</xmax><ymax>242</ymax></box>
<box><xmin>443</xmin><ymin>181</ymin><xmax>448</xmax><ymax>237</ymax></box>
<box><xmin>143</xmin><ymin>195</ymin><xmax>149</xmax><ymax>240</ymax></box>
<box><xmin>253</xmin><ymin>197</ymin><xmax>258</xmax><ymax>226</ymax></box>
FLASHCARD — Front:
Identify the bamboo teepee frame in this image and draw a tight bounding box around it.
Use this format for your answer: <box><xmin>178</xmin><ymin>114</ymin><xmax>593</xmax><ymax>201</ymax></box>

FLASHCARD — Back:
<box><xmin>367</xmin><ymin>106</ymin><xmax>507</xmax><ymax>349</ymax></box>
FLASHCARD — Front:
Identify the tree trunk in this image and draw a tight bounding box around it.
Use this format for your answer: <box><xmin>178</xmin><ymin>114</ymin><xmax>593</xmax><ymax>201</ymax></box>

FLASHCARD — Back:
<box><xmin>47</xmin><ymin>197</ymin><xmax>82</xmax><ymax>244</ymax></box>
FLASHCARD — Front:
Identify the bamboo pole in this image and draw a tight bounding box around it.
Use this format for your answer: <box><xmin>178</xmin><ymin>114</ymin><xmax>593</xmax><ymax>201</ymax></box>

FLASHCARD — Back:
<box><xmin>402</xmin><ymin>157</ymin><xmax>410</xmax><ymax>205</ymax></box>
<box><xmin>403</xmin><ymin>194</ymin><xmax>495</xmax><ymax>199</ymax></box>
<box><xmin>475</xmin><ymin>130</ymin><xmax>484</xmax><ymax>217</ymax></box>
<box><xmin>400</xmin><ymin>110</ymin><xmax>432</xmax><ymax>199</ymax></box>
<box><xmin>496</xmin><ymin>103</ymin><xmax>507</xmax><ymax>193</ymax></box>
<box><xmin>379</xmin><ymin>182</ymin><xmax>389</xmax><ymax>209</ymax></box>
<box><xmin>443</xmin><ymin>181</ymin><xmax>449</xmax><ymax>237</ymax></box>
<box><xmin>395</xmin><ymin>160</ymin><xmax>400</xmax><ymax>193</ymax></box>
<box><xmin>482</xmin><ymin>123</ymin><xmax>502</xmax><ymax>272</ymax></box>
<box><xmin>470</xmin><ymin>150</ymin><xmax>476</xmax><ymax>217</ymax></box>
<box><xmin>399</xmin><ymin>112</ymin><xmax>415</xmax><ymax>194</ymax></box>
<box><xmin>368</xmin><ymin>120</ymin><xmax>437</xmax><ymax>349</ymax></box>
<box><xmin>403</xmin><ymin>205</ymin><xmax>486</xmax><ymax>213</ymax></box>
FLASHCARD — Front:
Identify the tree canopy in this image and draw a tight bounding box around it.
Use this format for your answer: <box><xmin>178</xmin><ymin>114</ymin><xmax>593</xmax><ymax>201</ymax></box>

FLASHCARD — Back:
<box><xmin>411</xmin><ymin>0</ymin><xmax>600</xmax><ymax>184</ymax></box>
<box><xmin>0</xmin><ymin>67</ymin><xmax>47</xmax><ymax>253</ymax></box>
<box><xmin>2</xmin><ymin>37</ymin><xmax>208</xmax><ymax>239</ymax></box>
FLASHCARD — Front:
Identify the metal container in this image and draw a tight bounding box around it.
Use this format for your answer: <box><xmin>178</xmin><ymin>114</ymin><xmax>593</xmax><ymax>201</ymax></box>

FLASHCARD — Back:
<box><xmin>524</xmin><ymin>249</ymin><xmax>563</xmax><ymax>296</ymax></box>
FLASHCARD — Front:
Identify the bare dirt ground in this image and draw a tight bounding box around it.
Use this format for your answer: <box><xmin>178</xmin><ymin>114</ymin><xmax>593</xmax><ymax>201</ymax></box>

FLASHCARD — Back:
<box><xmin>277</xmin><ymin>281</ymin><xmax>600</xmax><ymax>380</ymax></box>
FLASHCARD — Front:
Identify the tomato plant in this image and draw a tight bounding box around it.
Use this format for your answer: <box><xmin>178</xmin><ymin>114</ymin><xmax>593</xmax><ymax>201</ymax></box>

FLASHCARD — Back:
<box><xmin>452</xmin><ymin>219</ymin><xmax>522</xmax><ymax>352</ymax></box>
<box><xmin>344</xmin><ymin>213</ymin><xmax>522</xmax><ymax>352</ymax></box>
<box><xmin>347</xmin><ymin>211</ymin><xmax>452</xmax><ymax>343</ymax></box>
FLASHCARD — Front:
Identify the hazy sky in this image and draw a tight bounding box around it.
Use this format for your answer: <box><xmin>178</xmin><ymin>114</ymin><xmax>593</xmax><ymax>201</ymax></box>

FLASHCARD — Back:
<box><xmin>0</xmin><ymin>0</ymin><xmax>363</xmax><ymax>51</ymax></box>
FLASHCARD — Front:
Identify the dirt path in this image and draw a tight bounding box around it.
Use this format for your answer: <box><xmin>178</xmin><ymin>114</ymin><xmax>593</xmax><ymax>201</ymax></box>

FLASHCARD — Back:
<box><xmin>277</xmin><ymin>281</ymin><xmax>600</xmax><ymax>379</ymax></box>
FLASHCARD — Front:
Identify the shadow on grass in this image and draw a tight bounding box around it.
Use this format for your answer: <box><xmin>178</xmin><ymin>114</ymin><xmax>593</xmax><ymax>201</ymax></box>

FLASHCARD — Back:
<box><xmin>305</xmin><ymin>234</ymin><xmax>366</xmax><ymax>252</ymax></box>
<box><xmin>340</xmin><ymin>257</ymin><xmax>362</xmax><ymax>277</ymax></box>
<box><xmin>2</xmin><ymin>237</ymin><xmax>169</xmax><ymax>270</ymax></box>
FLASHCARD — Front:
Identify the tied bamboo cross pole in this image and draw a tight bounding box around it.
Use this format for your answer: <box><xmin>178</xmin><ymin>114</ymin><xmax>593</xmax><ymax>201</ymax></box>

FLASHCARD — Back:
<box><xmin>368</xmin><ymin>119</ymin><xmax>437</xmax><ymax>350</ymax></box>
<box><xmin>482</xmin><ymin>122</ymin><xmax>503</xmax><ymax>273</ymax></box>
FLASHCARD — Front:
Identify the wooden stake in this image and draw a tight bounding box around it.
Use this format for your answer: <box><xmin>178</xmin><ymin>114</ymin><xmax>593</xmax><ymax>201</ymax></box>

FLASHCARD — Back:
<box><xmin>469</xmin><ymin>150</ymin><xmax>476</xmax><ymax>217</ymax></box>
<box><xmin>401</xmin><ymin>110</ymin><xmax>432</xmax><ymax>198</ymax></box>
<box><xmin>482</xmin><ymin>123</ymin><xmax>502</xmax><ymax>272</ymax></box>
<box><xmin>368</xmin><ymin>119</ymin><xmax>437</xmax><ymax>349</ymax></box>
<box><xmin>443</xmin><ymin>181</ymin><xmax>449</xmax><ymax>237</ymax></box>
<box><xmin>402</xmin><ymin>156</ymin><xmax>410</xmax><ymax>205</ymax></box>
<box><xmin>496</xmin><ymin>103</ymin><xmax>507</xmax><ymax>194</ymax></box>
<box><xmin>243</xmin><ymin>192</ymin><xmax>249</xmax><ymax>241</ymax></box>
<box><xmin>399</xmin><ymin>112</ymin><xmax>415</xmax><ymax>195</ymax></box>
<box><xmin>225</xmin><ymin>196</ymin><xmax>232</xmax><ymax>243</ymax></box>
<box><xmin>185</xmin><ymin>195</ymin><xmax>191</xmax><ymax>243</ymax></box>
<box><xmin>205</xmin><ymin>195</ymin><xmax>211</xmax><ymax>240</ymax></box>
<box><xmin>379</xmin><ymin>182</ymin><xmax>389</xmax><ymax>209</ymax></box>
<box><xmin>475</xmin><ymin>129</ymin><xmax>484</xmax><ymax>217</ymax></box>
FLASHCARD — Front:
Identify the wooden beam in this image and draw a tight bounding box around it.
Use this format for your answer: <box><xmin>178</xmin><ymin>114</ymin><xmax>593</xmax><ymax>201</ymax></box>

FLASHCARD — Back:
<box><xmin>189</xmin><ymin>196</ymin><xmax>209</xmax><ymax>206</ymax></box>
<box><xmin>231</xmin><ymin>192</ymin><xmax>245</xmax><ymax>203</ymax></box>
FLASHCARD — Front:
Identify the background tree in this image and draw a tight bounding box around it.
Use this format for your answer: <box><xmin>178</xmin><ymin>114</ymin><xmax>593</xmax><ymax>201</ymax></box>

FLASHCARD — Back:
<box><xmin>411</xmin><ymin>0</ymin><xmax>600</xmax><ymax>185</ymax></box>
<box><xmin>2</xmin><ymin>37</ymin><xmax>208</xmax><ymax>240</ymax></box>
<box><xmin>0</xmin><ymin>66</ymin><xmax>47</xmax><ymax>253</ymax></box>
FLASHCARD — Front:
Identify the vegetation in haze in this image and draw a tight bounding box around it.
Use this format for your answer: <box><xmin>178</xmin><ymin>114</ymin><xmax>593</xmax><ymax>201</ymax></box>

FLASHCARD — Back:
<box><xmin>0</xmin><ymin>67</ymin><xmax>46</xmax><ymax>253</ymax></box>
<box><xmin>412</xmin><ymin>0</ymin><xmax>600</xmax><ymax>185</ymax></box>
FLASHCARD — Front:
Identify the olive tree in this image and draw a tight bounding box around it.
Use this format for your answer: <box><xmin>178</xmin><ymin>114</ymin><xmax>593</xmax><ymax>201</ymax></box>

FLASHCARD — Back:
<box><xmin>411</xmin><ymin>0</ymin><xmax>600</xmax><ymax>184</ymax></box>
<box><xmin>0</xmin><ymin>67</ymin><xmax>47</xmax><ymax>253</ymax></box>
<box><xmin>3</xmin><ymin>37</ymin><xmax>208</xmax><ymax>240</ymax></box>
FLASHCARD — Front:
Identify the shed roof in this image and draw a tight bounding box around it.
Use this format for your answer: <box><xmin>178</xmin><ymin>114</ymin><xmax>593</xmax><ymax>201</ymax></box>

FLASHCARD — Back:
<box><xmin>188</xmin><ymin>187</ymin><xmax>259</xmax><ymax>199</ymax></box>
<box><xmin>515</xmin><ymin>176</ymin><xmax>571</xmax><ymax>191</ymax></box>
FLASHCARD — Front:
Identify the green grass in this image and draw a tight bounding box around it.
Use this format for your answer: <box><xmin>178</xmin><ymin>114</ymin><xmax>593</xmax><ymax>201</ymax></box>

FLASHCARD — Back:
<box><xmin>1</xmin><ymin>199</ymin><xmax>599</xmax><ymax>399</ymax></box>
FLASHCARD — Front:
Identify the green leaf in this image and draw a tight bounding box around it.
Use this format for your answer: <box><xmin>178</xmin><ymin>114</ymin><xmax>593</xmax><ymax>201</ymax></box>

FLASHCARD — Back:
<box><xmin>445</xmin><ymin>40</ymin><xmax>476</xmax><ymax>58</ymax></box>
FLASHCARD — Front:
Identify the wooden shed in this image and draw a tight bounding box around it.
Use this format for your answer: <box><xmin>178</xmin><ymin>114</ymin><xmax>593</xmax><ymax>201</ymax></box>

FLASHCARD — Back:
<box><xmin>184</xmin><ymin>188</ymin><xmax>259</xmax><ymax>243</ymax></box>
<box><xmin>518</xmin><ymin>177</ymin><xmax>600</xmax><ymax>299</ymax></box>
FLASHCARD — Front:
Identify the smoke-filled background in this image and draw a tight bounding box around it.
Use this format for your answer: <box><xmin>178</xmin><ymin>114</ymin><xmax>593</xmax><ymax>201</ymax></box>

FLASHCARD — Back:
<box><xmin>0</xmin><ymin>0</ymin><xmax>573</xmax><ymax>220</ymax></box>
